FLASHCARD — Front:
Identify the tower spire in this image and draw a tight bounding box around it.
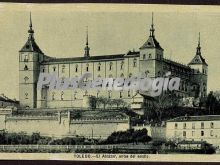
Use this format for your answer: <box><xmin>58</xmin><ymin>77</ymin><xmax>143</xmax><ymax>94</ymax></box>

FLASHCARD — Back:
<box><xmin>28</xmin><ymin>12</ymin><xmax>34</xmax><ymax>39</ymax></box>
<box><xmin>196</xmin><ymin>32</ymin><xmax>201</xmax><ymax>55</ymax></box>
<box><xmin>150</xmin><ymin>12</ymin><xmax>155</xmax><ymax>37</ymax></box>
<box><xmin>84</xmin><ymin>26</ymin><xmax>90</xmax><ymax>57</ymax></box>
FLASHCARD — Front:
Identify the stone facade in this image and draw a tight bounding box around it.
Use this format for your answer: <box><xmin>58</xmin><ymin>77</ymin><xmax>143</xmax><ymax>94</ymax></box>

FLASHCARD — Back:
<box><xmin>19</xmin><ymin>14</ymin><xmax>208</xmax><ymax>109</ymax></box>
<box><xmin>166</xmin><ymin>115</ymin><xmax>220</xmax><ymax>147</ymax></box>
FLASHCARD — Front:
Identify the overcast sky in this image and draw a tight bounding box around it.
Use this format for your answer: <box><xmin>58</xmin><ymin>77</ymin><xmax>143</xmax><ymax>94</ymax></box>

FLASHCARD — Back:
<box><xmin>0</xmin><ymin>4</ymin><xmax>220</xmax><ymax>99</ymax></box>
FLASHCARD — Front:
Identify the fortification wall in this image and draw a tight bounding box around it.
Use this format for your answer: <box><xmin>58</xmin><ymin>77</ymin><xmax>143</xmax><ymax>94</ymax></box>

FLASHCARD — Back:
<box><xmin>69</xmin><ymin>119</ymin><xmax>130</xmax><ymax>139</ymax></box>
<box><xmin>0</xmin><ymin>113</ymin><xmax>130</xmax><ymax>139</ymax></box>
<box><xmin>5</xmin><ymin>115</ymin><xmax>70</xmax><ymax>137</ymax></box>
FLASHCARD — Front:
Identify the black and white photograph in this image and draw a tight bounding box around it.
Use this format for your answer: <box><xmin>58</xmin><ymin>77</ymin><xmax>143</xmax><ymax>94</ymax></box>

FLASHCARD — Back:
<box><xmin>0</xmin><ymin>3</ymin><xmax>219</xmax><ymax>161</ymax></box>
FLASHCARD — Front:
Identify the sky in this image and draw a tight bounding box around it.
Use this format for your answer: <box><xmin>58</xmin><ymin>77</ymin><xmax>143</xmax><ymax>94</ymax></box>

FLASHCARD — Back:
<box><xmin>0</xmin><ymin>4</ymin><xmax>220</xmax><ymax>100</ymax></box>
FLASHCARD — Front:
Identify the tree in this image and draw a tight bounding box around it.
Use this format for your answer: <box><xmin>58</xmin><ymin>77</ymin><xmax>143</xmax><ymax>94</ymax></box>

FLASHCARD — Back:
<box><xmin>152</xmin><ymin>92</ymin><xmax>179</xmax><ymax>123</ymax></box>
<box><xmin>88</xmin><ymin>96</ymin><xmax>96</xmax><ymax>109</ymax></box>
<box><xmin>31</xmin><ymin>132</ymin><xmax>41</xmax><ymax>144</ymax></box>
<box><xmin>206</xmin><ymin>91</ymin><xmax>217</xmax><ymax>114</ymax></box>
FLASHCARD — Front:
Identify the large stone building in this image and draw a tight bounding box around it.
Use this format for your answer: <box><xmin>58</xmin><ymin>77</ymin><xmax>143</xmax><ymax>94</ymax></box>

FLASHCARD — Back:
<box><xmin>19</xmin><ymin>14</ymin><xmax>208</xmax><ymax>109</ymax></box>
<box><xmin>166</xmin><ymin>115</ymin><xmax>220</xmax><ymax>147</ymax></box>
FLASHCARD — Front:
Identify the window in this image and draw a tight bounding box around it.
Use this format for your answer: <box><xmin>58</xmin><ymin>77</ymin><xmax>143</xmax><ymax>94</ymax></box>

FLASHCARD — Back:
<box><xmin>61</xmin><ymin>91</ymin><xmax>64</xmax><ymax>100</ymax></box>
<box><xmin>183</xmin><ymin>123</ymin><xmax>186</xmax><ymax>129</ymax></box>
<box><xmin>192</xmin><ymin>131</ymin><xmax>195</xmax><ymax>136</ymax></box>
<box><xmin>98</xmin><ymin>63</ymin><xmax>101</xmax><ymax>71</ymax></box>
<box><xmin>210</xmin><ymin>122</ymin><xmax>214</xmax><ymax>128</ymax></box>
<box><xmin>128</xmin><ymin>90</ymin><xmax>131</xmax><ymax>97</ymax></box>
<box><xmin>109</xmin><ymin>62</ymin><xmax>113</xmax><ymax>70</ymax></box>
<box><xmin>143</xmin><ymin>54</ymin><xmax>146</xmax><ymax>60</ymax></box>
<box><xmin>210</xmin><ymin>130</ymin><xmax>214</xmax><ymax>136</ymax></box>
<box><xmin>24</xmin><ymin>55</ymin><xmax>29</xmax><ymax>62</ymax></box>
<box><xmin>52</xmin><ymin>92</ymin><xmax>55</xmax><ymax>100</ymax></box>
<box><xmin>120</xmin><ymin>91</ymin><xmax>122</xmax><ymax>98</ymax></box>
<box><xmin>74</xmin><ymin>91</ymin><xmax>77</xmax><ymax>100</ymax></box>
<box><xmin>62</xmin><ymin>65</ymin><xmax>65</xmax><ymax>73</ymax></box>
<box><xmin>192</xmin><ymin>123</ymin><xmax>195</xmax><ymax>129</ymax></box>
<box><xmin>201</xmin><ymin>122</ymin><xmax>204</xmax><ymax>129</ymax></box>
<box><xmin>183</xmin><ymin>131</ymin><xmax>186</xmax><ymax>137</ymax></box>
<box><xmin>42</xmin><ymin>67</ymin><xmax>45</xmax><ymax>73</ymax></box>
<box><xmin>145</xmin><ymin>70</ymin><xmax>149</xmax><ymax>77</ymax></box>
<box><xmin>25</xmin><ymin>93</ymin><xmax>28</xmax><ymax>99</ymax></box>
<box><xmin>120</xmin><ymin>61</ymin><xmax>124</xmax><ymax>70</ymax></box>
<box><xmin>86</xmin><ymin>63</ymin><xmax>89</xmax><ymax>72</ymax></box>
<box><xmin>24</xmin><ymin>76</ymin><xmax>29</xmax><ymax>83</ymax></box>
<box><xmin>75</xmin><ymin>64</ymin><xmax>78</xmax><ymax>72</ymax></box>
<box><xmin>24</xmin><ymin>65</ymin><xmax>28</xmax><ymax>70</ymax></box>
<box><xmin>149</xmin><ymin>54</ymin><xmax>152</xmax><ymax>59</ymax></box>
<box><xmin>129</xmin><ymin>73</ymin><xmax>132</xmax><ymax>78</ymax></box>
<box><xmin>175</xmin><ymin>123</ymin><xmax>178</xmax><ymax>129</ymax></box>
<box><xmin>201</xmin><ymin>131</ymin><xmax>204</xmax><ymax>136</ymax></box>
<box><xmin>108</xmin><ymin>91</ymin><xmax>112</xmax><ymax>98</ymax></box>
<box><xmin>53</xmin><ymin>66</ymin><xmax>56</xmax><ymax>72</ymax></box>
<box><xmin>133</xmin><ymin>58</ymin><xmax>137</xmax><ymax>67</ymax></box>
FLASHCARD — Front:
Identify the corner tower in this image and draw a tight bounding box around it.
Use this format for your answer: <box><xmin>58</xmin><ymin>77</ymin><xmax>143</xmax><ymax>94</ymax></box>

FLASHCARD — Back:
<box><xmin>139</xmin><ymin>13</ymin><xmax>164</xmax><ymax>78</ymax></box>
<box><xmin>188</xmin><ymin>33</ymin><xmax>208</xmax><ymax>98</ymax></box>
<box><xmin>19</xmin><ymin>13</ymin><xmax>44</xmax><ymax>108</ymax></box>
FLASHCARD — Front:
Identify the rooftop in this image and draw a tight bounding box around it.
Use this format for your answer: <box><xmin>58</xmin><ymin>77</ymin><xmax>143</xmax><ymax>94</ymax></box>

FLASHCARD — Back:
<box><xmin>167</xmin><ymin>115</ymin><xmax>220</xmax><ymax>122</ymax></box>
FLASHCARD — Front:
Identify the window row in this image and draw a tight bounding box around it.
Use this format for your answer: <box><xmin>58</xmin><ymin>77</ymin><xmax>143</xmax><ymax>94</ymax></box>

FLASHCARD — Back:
<box><xmin>175</xmin><ymin>122</ymin><xmax>214</xmax><ymax>129</ymax></box>
<box><xmin>41</xmin><ymin>60</ymin><xmax>138</xmax><ymax>73</ymax></box>
<box><xmin>47</xmin><ymin>91</ymin><xmax>133</xmax><ymax>100</ymax></box>
<box><xmin>182</xmin><ymin>130</ymin><xmax>214</xmax><ymax>137</ymax></box>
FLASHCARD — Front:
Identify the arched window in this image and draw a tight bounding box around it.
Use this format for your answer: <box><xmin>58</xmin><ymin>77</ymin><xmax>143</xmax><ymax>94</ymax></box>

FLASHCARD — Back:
<box><xmin>75</xmin><ymin>64</ymin><xmax>78</xmax><ymax>72</ymax></box>
<box><xmin>128</xmin><ymin>73</ymin><xmax>132</xmax><ymax>78</ymax></box>
<box><xmin>86</xmin><ymin>63</ymin><xmax>89</xmax><ymax>72</ymax></box>
<box><xmin>201</xmin><ymin>131</ymin><xmax>204</xmax><ymax>136</ymax></box>
<box><xmin>24</xmin><ymin>76</ymin><xmax>29</xmax><ymax>83</ymax></box>
<box><xmin>42</xmin><ymin>67</ymin><xmax>45</xmax><ymax>73</ymax></box>
<box><xmin>98</xmin><ymin>63</ymin><xmax>101</xmax><ymax>71</ymax></box>
<box><xmin>53</xmin><ymin>66</ymin><xmax>56</xmax><ymax>72</ymax></box>
<box><xmin>24</xmin><ymin>65</ymin><xmax>28</xmax><ymax>70</ymax></box>
<box><xmin>143</xmin><ymin>54</ymin><xmax>146</xmax><ymax>60</ymax></box>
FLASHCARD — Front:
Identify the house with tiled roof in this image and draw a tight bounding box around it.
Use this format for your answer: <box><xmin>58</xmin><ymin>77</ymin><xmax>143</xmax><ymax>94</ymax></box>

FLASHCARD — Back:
<box><xmin>166</xmin><ymin>115</ymin><xmax>220</xmax><ymax>147</ymax></box>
